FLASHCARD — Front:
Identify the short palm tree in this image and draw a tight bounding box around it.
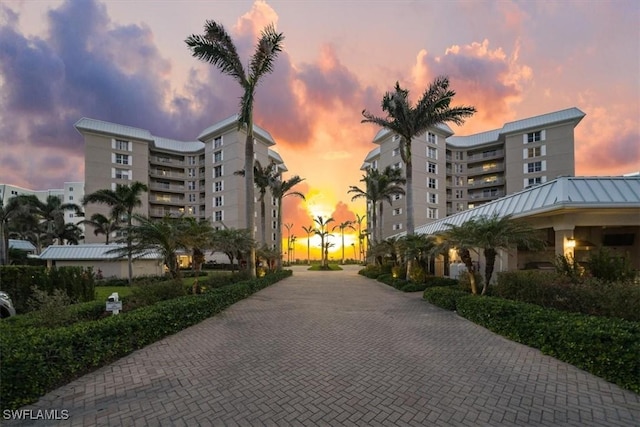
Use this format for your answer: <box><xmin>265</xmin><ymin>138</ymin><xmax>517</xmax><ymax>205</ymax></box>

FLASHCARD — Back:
<box><xmin>271</xmin><ymin>176</ymin><xmax>305</xmax><ymax>269</ymax></box>
<box><xmin>301</xmin><ymin>224</ymin><xmax>314</xmax><ymax>264</ymax></box>
<box><xmin>235</xmin><ymin>160</ymin><xmax>279</xmax><ymax>245</ymax></box>
<box><xmin>83</xmin><ymin>182</ymin><xmax>148</xmax><ymax>284</ymax></box>
<box><xmin>354</xmin><ymin>213</ymin><xmax>366</xmax><ymax>263</ymax></box>
<box><xmin>437</xmin><ymin>214</ymin><xmax>545</xmax><ymax>294</ymax></box>
<box><xmin>0</xmin><ymin>197</ymin><xmax>31</xmax><ymax>265</ymax></box>
<box><xmin>349</xmin><ymin>166</ymin><xmax>405</xmax><ymax>244</ymax></box>
<box><xmin>211</xmin><ymin>228</ymin><xmax>255</xmax><ymax>274</ymax></box>
<box><xmin>186</xmin><ymin>21</ymin><xmax>284</xmax><ymax>278</ymax></box>
<box><xmin>332</xmin><ymin>221</ymin><xmax>355</xmax><ymax>264</ymax></box>
<box><xmin>313</xmin><ymin>216</ymin><xmax>334</xmax><ymax>268</ymax></box>
<box><xmin>79</xmin><ymin>213</ymin><xmax>120</xmax><ymax>244</ymax></box>
<box><xmin>362</xmin><ymin>77</ymin><xmax>476</xmax><ymax>236</ymax></box>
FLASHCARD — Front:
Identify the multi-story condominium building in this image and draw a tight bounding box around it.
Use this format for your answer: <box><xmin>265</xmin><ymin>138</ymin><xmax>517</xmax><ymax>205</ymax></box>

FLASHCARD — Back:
<box><xmin>0</xmin><ymin>182</ymin><xmax>85</xmax><ymax>230</ymax></box>
<box><xmin>75</xmin><ymin>116</ymin><xmax>286</xmax><ymax>247</ymax></box>
<box><xmin>361</xmin><ymin>107</ymin><xmax>585</xmax><ymax>240</ymax></box>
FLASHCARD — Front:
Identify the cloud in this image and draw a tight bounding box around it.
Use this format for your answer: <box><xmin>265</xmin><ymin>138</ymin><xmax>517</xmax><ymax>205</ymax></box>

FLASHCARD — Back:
<box><xmin>410</xmin><ymin>39</ymin><xmax>533</xmax><ymax>132</ymax></box>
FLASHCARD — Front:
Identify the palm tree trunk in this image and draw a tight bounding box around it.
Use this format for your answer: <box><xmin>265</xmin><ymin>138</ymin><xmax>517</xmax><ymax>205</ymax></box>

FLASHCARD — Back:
<box><xmin>406</xmin><ymin>158</ymin><xmax>414</xmax><ymax>235</ymax></box>
<box><xmin>459</xmin><ymin>248</ymin><xmax>477</xmax><ymax>295</ymax></box>
<box><xmin>378</xmin><ymin>202</ymin><xmax>384</xmax><ymax>241</ymax></box>
<box><xmin>244</xmin><ymin>131</ymin><xmax>257</xmax><ymax>278</ymax></box>
<box><xmin>483</xmin><ymin>248</ymin><xmax>497</xmax><ymax>295</ymax></box>
<box><xmin>260</xmin><ymin>199</ymin><xmax>266</xmax><ymax>245</ymax></box>
<box><xmin>0</xmin><ymin>224</ymin><xmax>8</xmax><ymax>266</ymax></box>
<box><xmin>276</xmin><ymin>200</ymin><xmax>283</xmax><ymax>270</ymax></box>
<box><xmin>341</xmin><ymin>231</ymin><xmax>345</xmax><ymax>264</ymax></box>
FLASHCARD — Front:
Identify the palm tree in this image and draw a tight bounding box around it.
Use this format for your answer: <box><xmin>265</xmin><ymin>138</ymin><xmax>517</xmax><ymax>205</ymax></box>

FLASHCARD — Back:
<box><xmin>348</xmin><ymin>166</ymin><xmax>405</xmax><ymax>244</ymax></box>
<box><xmin>437</xmin><ymin>214</ymin><xmax>545</xmax><ymax>295</ymax></box>
<box><xmin>83</xmin><ymin>182</ymin><xmax>148</xmax><ymax>284</ymax></box>
<box><xmin>301</xmin><ymin>224</ymin><xmax>314</xmax><ymax>265</ymax></box>
<box><xmin>0</xmin><ymin>197</ymin><xmax>30</xmax><ymax>265</ymax></box>
<box><xmin>177</xmin><ymin>217</ymin><xmax>213</xmax><ymax>277</ymax></box>
<box><xmin>332</xmin><ymin>221</ymin><xmax>355</xmax><ymax>264</ymax></box>
<box><xmin>235</xmin><ymin>160</ymin><xmax>279</xmax><ymax>245</ymax></box>
<box><xmin>362</xmin><ymin>77</ymin><xmax>476</xmax><ymax>236</ymax></box>
<box><xmin>79</xmin><ymin>213</ymin><xmax>120</xmax><ymax>244</ymax></box>
<box><xmin>354</xmin><ymin>213</ymin><xmax>366</xmax><ymax>263</ymax></box>
<box><xmin>211</xmin><ymin>228</ymin><xmax>255</xmax><ymax>274</ymax></box>
<box><xmin>186</xmin><ymin>21</ymin><xmax>284</xmax><ymax>278</ymax></box>
<box><xmin>271</xmin><ymin>175</ymin><xmax>305</xmax><ymax>269</ymax></box>
<box><xmin>29</xmin><ymin>195</ymin><xmax>82</xmax><ymax>246</ymax></box>
<box><xmin>313</xmin><ymin>216</ymin><xmax>334</xmax><ymax>268</ymax></box>
<box><xmin>398</xmin><ymin>234</ymin><xmax>436</xmax><ymax>281</ymax></box>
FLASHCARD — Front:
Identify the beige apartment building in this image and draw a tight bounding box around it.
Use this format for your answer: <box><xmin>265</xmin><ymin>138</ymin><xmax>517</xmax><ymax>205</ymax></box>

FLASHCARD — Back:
<box><xmin>75</xmin><ymin>116</ymin><xmax>286</xmax><ymax>247</ymax></box>
<box><xmin>361</xmin><ymin>107</ymin><xmax>586</xmax><ymax>240</ymax></box>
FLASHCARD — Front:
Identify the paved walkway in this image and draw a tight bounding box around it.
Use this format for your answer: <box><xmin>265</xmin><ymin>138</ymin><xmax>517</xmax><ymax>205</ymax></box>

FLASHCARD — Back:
<box><xmin>6</xmin><ymin>266</ymin><xmax>640</xmax><ymax>426</ymax></box>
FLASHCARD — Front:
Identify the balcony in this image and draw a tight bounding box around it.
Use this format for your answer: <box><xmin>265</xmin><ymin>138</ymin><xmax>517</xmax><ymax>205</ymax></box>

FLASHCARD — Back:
<box><xmin>150</xmin><ymin>156</ymin><xmax>185</xmax><ymax>167</ymax></box>
<box><xmin>466</xmin><ymin>149</ymin><xmax>504</xmax><ymax>162</ymax></box>
<box><xmin>149</xmin><ymin>169</ymin><xmax>185</xmax><ymax>180</ymax></box>
<box><xmin>468</xmin><ymin>190</ymin><xmax>505</xmax><ymax>201</ymax></box>
<box><xmin>467</xmin><ymin>177</ymin><xmax>505</xmax><ymax>188</ymax></box>
<box><xmin>467</xmin><ymin>162</ymin><xmax>505</xmax><ymax>175</ymax></box>
<box><xmin>149</xmin><ymin>183</ymin><xmax>186</xmax><ymax>193</ymax></box>
<box><xmin>150</xmin><ymin>195</ymin><xmax>185</xmax><ymax>205</ymax></box>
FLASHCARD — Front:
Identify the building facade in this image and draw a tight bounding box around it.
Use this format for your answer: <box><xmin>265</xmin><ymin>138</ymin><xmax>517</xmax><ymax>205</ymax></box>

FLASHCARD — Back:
<box><xmin>361</xmin><ymin>107</ymin><xmax>585</xmax><ymax>240</ymax></box>
<box><xmin>75</xmin><ymin>116</ymin><xmax>286</xmax><ymax>246</ymax></box>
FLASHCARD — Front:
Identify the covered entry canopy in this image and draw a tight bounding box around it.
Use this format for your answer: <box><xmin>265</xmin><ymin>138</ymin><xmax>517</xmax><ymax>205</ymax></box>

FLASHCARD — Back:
<box><xmin>411</xmin><ymin>176</ymin><xmax>640</xmax><ymax>271</ymax></box>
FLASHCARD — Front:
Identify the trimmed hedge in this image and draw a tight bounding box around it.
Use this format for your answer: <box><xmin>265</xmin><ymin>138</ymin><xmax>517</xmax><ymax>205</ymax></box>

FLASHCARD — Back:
<box><xmin>494</xmin><ymin>271</ymin><xmax>640</xmax><ymax>321</ymax></box>
<box><xmin>423</xmin><ymin>287</ymin><xmax>469</xmax><ymax>310</ymax></box>
<box><xmin>0</xmin><ymin>266</ymin><xmax>95</xmax><ymax>313</ymax></box>
<box><xmin>455</xmin><ymin>296</ymin><xmax>640</xmax><ymax>394</ymax></box>
<box><xmin>0</xmin><ymin>270</ymin><xmax>292</xmax><ymax>410</ymax></box>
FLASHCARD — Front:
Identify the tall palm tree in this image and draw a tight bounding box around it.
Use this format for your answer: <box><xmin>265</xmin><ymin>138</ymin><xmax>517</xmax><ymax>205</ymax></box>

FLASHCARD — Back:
<box><xmin>437</xmin><ymin>214</ymin><xmax>545</xmax><ymax>295</ymax></box>
<box><xmin>301</xmin><ymin>224</ymin><xmax>314</xmax><ymax>265</ymax></box>
<box><xmin>313</xmin><ymin>216</ymin><xmax>334</xmax><ymax>268</ymax></box>
<box><xmin>271</xmin><ymin>175</ymin><xmax>305</xmax><ymax>269</ymax></box>
<box><xmin>332</xmin><ymin>221</ymin><xmax>355</xmax><ymax>264</ymax></box>
<box><xmin>235</xmin><ymin>160</ymin><xmax>279</xmax><ymax>245</ymax></box>
<box><xmin>348</xmin><ymin>166</ymin><xmax>405</xmax><ymax>244</ymax></box>
<box><xmin>29</xmin><ymin>195</ymin><xmax>82</xmax><ymax>246</ymax></box>
<box><xmin>83</xmin><ymin>182</ymin><xmax>148</xmax><ymax>284</ymax></box>
<box><xmin>79</xmin><ymin>213</ymin><xmax>120</xmax><ymax>244</ymax></box>
<box><xmin>362</xmin><ymin>77</ymin><xmax>476</xmax><ymax>235</ymax></box>
<box><xmin>186</xmin><ymin>21</ymin><xmax>284</xmax><ymax>278</ymax></box>
<box><xmin>354</xmin><ymin>213</ymin><xmax>366</xmax><ymax>263</ymax></box>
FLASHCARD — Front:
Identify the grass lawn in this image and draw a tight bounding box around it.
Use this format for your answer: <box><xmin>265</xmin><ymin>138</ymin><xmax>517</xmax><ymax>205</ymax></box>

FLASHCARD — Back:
<box><xmin>308</xmin><ymin>264</ymin><xmax>343</xmax><ymax>271</ymax></box>
<box><xmin>95</xmin><ymin>286</ymin><xmax>133</xmax><ymax>301</ymax></box>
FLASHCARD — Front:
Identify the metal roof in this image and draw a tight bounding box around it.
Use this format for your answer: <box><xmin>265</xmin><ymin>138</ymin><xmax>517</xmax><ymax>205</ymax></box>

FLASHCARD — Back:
<box><xmin>153</xmin><ymin>136</ymin><xmax>204</xmax><ymax>152</ymax></box>
<box><xmin>447</xmin><ymin>107</ymin><xmax>585</xmax><ymax>148</ymax></box>
<box><xmin>8</xmin><ymin>239</ymin><xmax>36</xmax><ymax>251</ymax></box>
<box><xmin>197</xmin><ymin>115</ymin><xmax>276</xmax><ymax>145</ymax></box>
<box><xmin>39</xmin><ymin>244</ymin><xmax>163</xmax><ymax>260</ymax></box>
<box><xmin>411</xmin><ymin>176</ymin><xmax>640</xmax><ymax>236</ymax></box>
<box><xmin>372</xmin><ymin>123</ymin><xmax>455</xmax><ymax>144</ymax></box>
<box><xmin>75</xmin><ymin>118</ymin><xmax>154</xmax><ymax>142</ymax></box>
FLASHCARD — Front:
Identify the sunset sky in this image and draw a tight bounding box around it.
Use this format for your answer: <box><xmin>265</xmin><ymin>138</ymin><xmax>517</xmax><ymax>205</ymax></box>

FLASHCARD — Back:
<box><xmin>1</xmin><ymin>0</ymin><xmax>638</xmax><ymax>260</ymax></box>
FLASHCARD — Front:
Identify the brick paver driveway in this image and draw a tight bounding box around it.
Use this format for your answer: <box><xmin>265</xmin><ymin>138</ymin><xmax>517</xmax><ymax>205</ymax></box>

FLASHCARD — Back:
<box><xmin>8</xmin><ymin>266</ymin><xmax>640</xmax><ymax>426</ymax></box>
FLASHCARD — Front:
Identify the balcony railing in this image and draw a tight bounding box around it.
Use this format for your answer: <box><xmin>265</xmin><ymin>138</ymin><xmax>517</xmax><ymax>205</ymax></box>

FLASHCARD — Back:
<box><xmin>150</xmin><ymin>196</ymin><xmax>185</xmax><ymax>205</ymax></box>
<box><xmin>149</xmin><ymin>169</ymin><xmax>185</xmax><ymax>179</ymax></box>
<box><xmin>466</xmin><ymin>149</ymin><xmax>505</xmax><ymax>162</ymax></box>
<box><xmin>150</xmin><ymin>156</ymin><xmax>185</xmax><ymax>167</ymax></box>
<box><xmin>468</xmin><ymin>190</ymin><xmax>505</xmax><ymax>201</ymax></box>
<box><xmin>467</xmin><ymin>163</ymin><xmax>505</xmax><ymax>174</ymax></box>
<box><xmin>149</xmin><ymin>183</ymin><xmax>186</xmax><ymax>192</ymax></box>
<box><xmin>467</xmin><ymin>177</ymin><xmax>505</xmax><ymax>188</ymax></box>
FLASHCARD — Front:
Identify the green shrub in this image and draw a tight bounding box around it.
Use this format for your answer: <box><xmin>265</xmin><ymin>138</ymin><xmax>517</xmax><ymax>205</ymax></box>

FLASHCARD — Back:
<box><xmin>391</xmin><ymin>265</ymin><xmax>406</xmax><ymax>280</ymax></box>
<box><xmin>495</xmin><ymin>271</ymin><xmax>640</xmax><ymax>321</ymax></box>
<box><xmin>424</xmin><ymin>276</ymin><xmax>459</xmax><ymax>288</ymax></box>
<box><xmin>455</xmin><ymin>296</ymin><xmax>640</xmax><ymax>393</ymax></box>
<box><xmin>400</xmin><ymin>282</ymin><xmax>427</xmax><ymax>292</ymax></box>
<box><xmin>0</xmin><ymin>266</ymin><xmax>95</xmax><ymax>314</ymax></box>
<box><xmin>0</xmin><ymin>270</ymin><xmax>292</xmax><ymax>411</ymax></box>
<box><xmin>407</xmin><ymin>264</ymin><xmax>425</xmax><ymax>283</ymax></box>
<box><xmin>587</xmin><ymin>248</ymin><xmax>635</xmax><ymax>283</ymax></box>
<box><xmin>457</xmin><ymin>271</ymin><xmax>483</xmax><ymax>294</ymax></box>
<box><xmin>128</xmin><ymin>279</ymin><xmax>186</xmax><ymax>307</ymax></box>
<box><xmin>423</xmin><ymin>287</ymin><xmax>469</xmax><ymax>311</ymax></box>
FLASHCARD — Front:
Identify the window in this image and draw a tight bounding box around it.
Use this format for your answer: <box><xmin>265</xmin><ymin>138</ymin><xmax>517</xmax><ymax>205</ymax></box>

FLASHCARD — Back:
<box><xmin>68</xmin><ymin>196</ymin><xmax>74</xmax><ymax>201</ymax></box>
<box><xmin>214</xmin><ymin>165</ymin><xmax>223</xmax><ymax>178</ymax></box>
<box><xmin>187</xmin><ymin>194</ymin><xmax>196</xmax><ymax>202</ymax></box>
<box><xmin>392</xmin><ymin>147</ymin><xmax>400</xmax><ymax>157</ymax></box>
<box><xmin>393</xmin><ymin>208</ymin><xmax>402</xmax><ymax>216</ymax></box>
<box><xmin>392</xmin><ymin>223</ymin><xmax>403</xmax><ymax>231</ymax></box>
<box><xmin>69</xmin><ymin>187</ymin><xmax>74</xmax><ymax>191</ymax></box>
<box><xmin>214</xmin><ymin>181</ymin><xmax>223</xmax><ymax>192</ymax></box>
<box><xmin>272</xmin><ymin>221</ymin><xmax>277</xmax><ymax>229</ymax></box>
<box><xmin>115</xmin><ymin>154</ymin><xmax>129</xmax><ymax>165</ymax></box>
<box><xmin>188</xmin><ymin>168</ymin><xmax>196</xmax><ymax>177</ymax></box>
<box><xmin>527</xmin><ymin>131</ymin><xmax>542</xmax><ymax>143</ymax></box>
<box><xmin>372</xmin><ymin>160</ymin><xmax>378</xmax><ymax>170</ymax></box>
<box><xmin>455</xmin><ymin>177</ymin><xmax>465</xmax><ymax>186</ymax></box>
<box><xmin>455</xmin><ymin>164</ymin><xmax>464</xmax><ymax>173</ymax></box>
<box><xmin>214</xmin><ymin>210</ymin><xmax>223</xmax><ymax>221</ymax></box>
<box><xmin>394</xmin><ymin>162</ymin><xmax>402</xmax><ymax>170</ymax></box>
<box><xmin>525</xmin><ymin>177</ymin><xmax>546</xmax><ymax>187</ymax></box>
<box><xmin>114</xmin><ymin>168</ymin><xmax>130</xmax><ymax>180</ymax></box>
<box><xmin>454</xmin><ymin>151</ymin><xmax>464</xmax><ymax>160</ymax></box>
<box><xmin>272</xmin><ymin>209</ymin><xmax>277</xmax><ymax>218</ymax></box>
<box><xmin>393</xmin><ymin>194</ymin><xmax>403</xmax><ymax>201</ymax></box>
<box><xmin>427</xmin><ymin>208</ymin><xmax>438</xmax><ymax>219</ymax></box>
<box><xmin>188</xmin><ymin>156</ymin><xmax>197</xmax><ymax>165</ymax></box>
<box><xmin>214</xmin><ymin>196</ymin><xmax>223</xmax><ymax>207</ymax></box>
<box><xmin>188</xmin><ymin>181</ymin><xmax>196</xmax><ymax>190</ymax></box>
<box><xmin>427</xmin><ymin>162</ymin><xmax>437</xmax><ymax>174</ymax></box>
<box><xmin>427</xmin><ymin>132</ymin><xmax>437</xmax><ymax>144</ymax></box>
<box><xmin>455</xmin><ymin>190</ymin><xmax>463</xmax><ymax>199</ymax></box>
<box><xmin>527</xmin><ymin>146</ymin><xmax>541</xmax><ymax>158</ymax></box>
<box><xmin>214</xmin><ymin>151</ymin><xmax>223</xmax><ymax>163</ymax></box>
<box><xmin>428</xmin><ymin>178</ymin><xmax>437</xmax><ymax>189</ymax></box>
<box><xmin>115</xmin><ymin>139</ymin><xmax>129</xmax><ymax>151</ymax></box>
<box><xmin>456</xmin><ymin>203</ymin><xmax>465</xmax><ymax>212</ymax></box>
<box><xmin>527</xmin><ymin>161</ymin><xmax>543</xmax><ymax>173</ymax></box>
<box><xmin>214</xmin><ymin>137</ymin><xmax>223</xmax><ymax>148</ymax></box>
<box><xmin>428</xmin><ymin>193</ymin><xmax>437</xmax><ymax>204</ymax></box>
<box><xmin>427</xmin><ymin>147</ymin><xmax>437</xmax><ymax>160</ymax></box>
<box><xmin>482</xmin><ymin>162</ymin><xmax>497</xmax><ymax>171</ymax></box>
<box><xmin>392</xmin><ymin>134</ymin><xmax>400</xmax><ymax>142</ymax></box>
